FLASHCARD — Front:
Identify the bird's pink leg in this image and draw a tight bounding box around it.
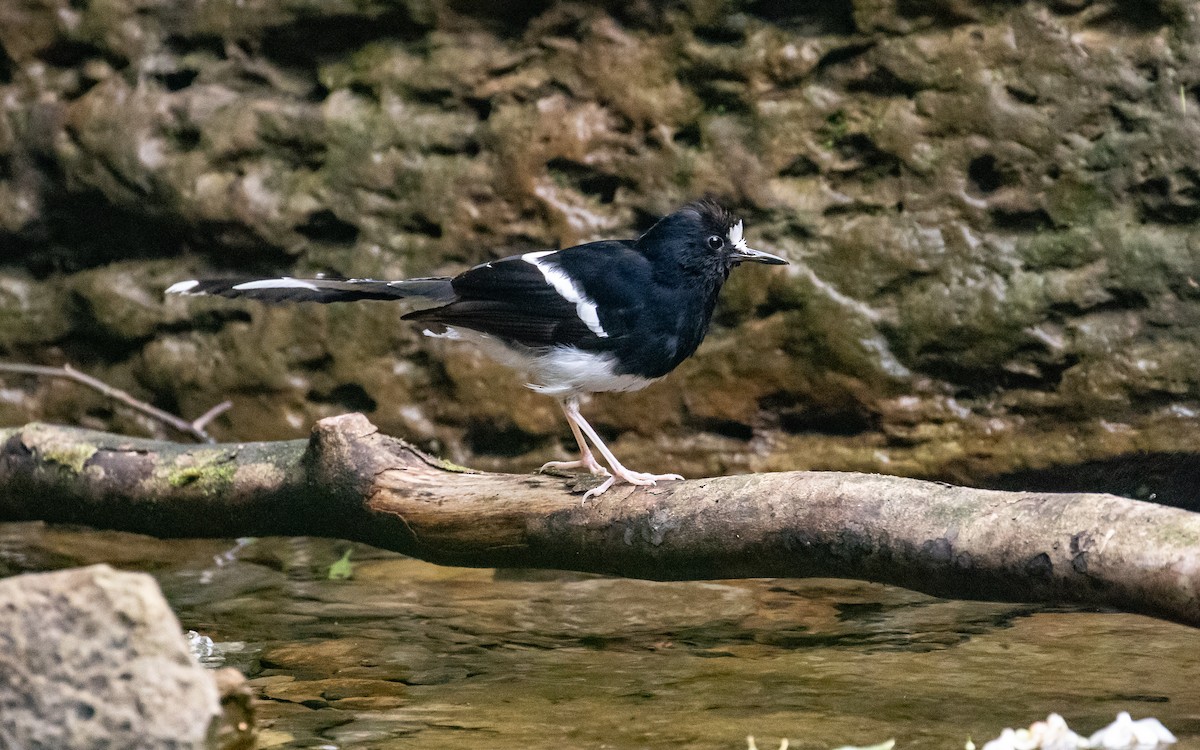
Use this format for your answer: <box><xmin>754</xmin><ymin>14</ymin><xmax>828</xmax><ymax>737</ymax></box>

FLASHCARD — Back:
<box><xmin>540</xmin><ymin>399</ymin><xmax>609</xmax><ymax>477</ymax></box>
<box><xmin>561</xmin><ymin>397</ymin><xmax>683</xmax><ymax>502</ymax></box>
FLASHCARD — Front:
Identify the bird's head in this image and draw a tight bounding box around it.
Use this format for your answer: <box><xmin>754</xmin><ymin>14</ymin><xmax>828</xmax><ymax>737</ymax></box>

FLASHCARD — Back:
<box><xmin>637</xmin><ymin>200</ymin><xmax>788</xmax><ymax>277</ymax></box>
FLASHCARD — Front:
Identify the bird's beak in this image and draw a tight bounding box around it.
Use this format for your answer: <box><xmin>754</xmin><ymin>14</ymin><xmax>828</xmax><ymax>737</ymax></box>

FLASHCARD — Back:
<box><xmin>731</xmin><ymin>246</ymin><xmax>788</xmax><ymax>265</ymax></box>
<box><xmin>726</xmin><ymin>221</ymin><xmax>787</xmax><ymax>265</ymax></box>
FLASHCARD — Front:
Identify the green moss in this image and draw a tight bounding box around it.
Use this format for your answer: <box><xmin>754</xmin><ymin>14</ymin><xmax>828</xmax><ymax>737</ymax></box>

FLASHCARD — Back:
<box><xmin>1018</xmin><ymin>227</ymin><xmax>1102</xmax><ymax>270</ymax></box>
<box><xmin>819</xmin><ymin>110</ymin><xmax>849</xmax><ymax>149</ymax></box>
<box><xmin>1045</xmin><ymin>176</ymin><xmax>1107</xmax><ymax>227</ymax></box>
<box><xmin>328</xmin><ymin>548</ymin><xmax>354</xmax><ymax>580</ymax></box>
<box><xmin>162</xmin><ymin>449</ymin><xmax>238</xmax><ymax>494</ymax></box>
<box><xmin>425</xmin><ymin>455</ymin><xmax>474</xmax><ymax>474</ymax></box>
<box><xmin>42</xmin><ymin>442</ymin><xmax>98</xmax><ymax>475</ymax></box>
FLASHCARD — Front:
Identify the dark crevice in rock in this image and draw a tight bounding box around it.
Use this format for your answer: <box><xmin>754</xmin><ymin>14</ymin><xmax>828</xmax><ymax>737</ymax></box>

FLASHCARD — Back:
<box><xmin>894</xmin><ymin>0</ymin><xmax>1016</xmax><ymax>27</ymax></box>
<box><xmin>1098</xmin><ymin>286</ymin><xmax>1151</xmax><ymax>310</ymax></box>
<box><xmin>1108</xmin><ymin>103</ymin><xmax>1144</xmax><ymax>133</ymax></box>
<box><xmin>1135</xmin><ymin>62</ymin><xmax>1160</xmax><ymax>84</ymax></box>
<box><xmin>295</xmin><ymin>210</ymin><xmax>359</xmax><ymax>245</ymax></box>
<box><xmin>760</xmin><ymin>393</ymin><xmax>877</xmax><ymax>437</ymax></box>
<box><xmin>164</xmin><ymin>34</ymin><xmax>227</xmax><ymax>58</ymax></box>
<box><xmin>1004</xmin><ymin>83</ymin><xmax>1039</xmax><ymax>105</ymax></box>
<box><xmin>296</xmin><ymin>352</ymin><xmax>334</xmax><ymax>372</ymax></box>
<box><xmin>447</xmin><ymin>0</ymin><xmax>555</xmax><ymax>37</ymax></box>
<box><xmin>692</xmin><ymin>417</ymin><xmax>754</xmax><ymax>442</ymax></box>
<box><xmin>546</xmin><ymin>157</ymin><xmax>621</xmax><ymax>203</ymax></box>
<box><xmin>910</xmin><ymin>349</ymin><xmax>1073</xmax><ymax>395</ymax></box>
<box><xmin>990</xmin><ymin>207</ymin><xmax>1054</xmax><ymax>231</ymax></box>
<box><xmin>189</xmin><ymin>221</ymin><xmax>295</xmax><ymax>266</ymax></box>
<box><xmin>1134</xmin><ymin>172</ymin><xmax>1200</xmax><ymax>224</ymax></box>
<box><xmin>692</xmin><ymin>22</ymin><xmax>745</xmax><ymax>46</ymax></box>
<box><xmin>259</xmin><ymin>132</ymin><xmax>327</xmax><ymax>169</ymax></box>
<box><xmin>0</xmin><ymin>41</ymin><xmax>14</xmax><ymax>84</ymax></box>
<box><xmin>846</xmin><ymin>66</ymin><xmax>921</xmax><ymax>97</ymax></box>
<box><xmin>307</xmin><ymin>81</ymin><xmax>332</xmax><ymax>103</ymax></box>
<box><xmin>307</xmin><ymin>383</ymin><xmax>378</xmax><ymax>413</ymax></box>
<box><xmin>403</xmin><ymin>214</ymin><xmax>444</xmax><ymax>239</ymax></box>
<box><xmin>1081</xmin><ymin>1</ymin><xmax>1171</xmax><ymax>32</ymax></box>
<box><xmin>823</xmin><ymin>202</ymin><xmax>893</xmax><ymax>217</ymax></box>
<box><xmin>464</xmin><ymin>96</ymin><xmax>494</xmax><ymax>121</ymax></box>
<box><xmin>1046</xmin><ymin>292</ymin><xmax>1148</xmax><ymax>317</ymax></box>
<box><xmin>467</xmin><ymin>421</ymin><xmax>546</xmax><ymax>458</ymax></box>
<box><xmin>37</xmin><ymin>39</ymin><xmax>112</xmax><ymax>68</ymax></box>
<box><xmin>157</xmin><ymin>309</ymin><xmax>254</xmax><ymax>336</ymax></box>
<box><xmin>1001</xmin><ymin>350</ymin><xmax>1080</xmax><ymax>390</ymax></box>
<box><xmin>259</xmin><ymin>9</ymin><xmax>428</xmax><ymax>68</ymax></box>
<box><xmin>345</xmin><ymin>81</ymin><xmax>378</xmax><ymax>102</ymax></box>
<box><xmin>428</xmin><ymin>138</ymin><xmax>482</xmax><ymax>157</ymax></box>
<box><xmin>407</xmin><ymin>87</ymin><xmax>457</xmax><ymax>107</ymax></box>
<box><xmin>779</xmin><ymin>154</ymin><xmax>820</xmax><ymax>178</ymax></box>
<box><xmin>820</xmin><ymin>117</ymin><xmax>902</xmax><ymax>181</ymax></box>
<box><xmin>967</xmin><ymin>154</ymin><xmax>1006</xmax><ymax>193</ymax></box>
<box><xmin>747</xmin><ymin>0</ymin><xmax>858</xmax><ymax>35</ymax></box>
<box><xmin>172</xmin><ymin>125</ymin><xmax>202</xmax><ymax>151</ymax></box>
<box><xmin>672</xmin><ymin>122</ymin><xmax>703</xmax><ymax>148</ymax></box>
<box><xmin>778</xmin><ymin>406</ymin><xmax>876</xmax><ymax>437</ymax></box>
<box><xmin>57</xmin><ymin>332</ymin><xmax>153</xmax><ymax>368</ymax></box>
<box><xmin>832</xmin><ymin>133</ymin><xmax>902</xmax><ymax>180</ymax></box>
<box><xmin>680</xmin><ymin>69</ymin><xmax>751</xmax><ymax>115</ymax></box>
<box><xmin>235</xmin><ymin>69</ymin><xmax>277</xmax><ymax>90</ymax></box>
<box><xmin>815</xmin><ymin>43</ymin><xmax>876</xmax><ymax>75</ymax></box>
<box><xmin>9</xmin><ymin>192</ymin><xmax>194</xmax><ymax>277</ymax></box>
<box><xmin>156</xmin><ymin>68</ymin><xmax>200</xmax><ymax>91</ymax></box>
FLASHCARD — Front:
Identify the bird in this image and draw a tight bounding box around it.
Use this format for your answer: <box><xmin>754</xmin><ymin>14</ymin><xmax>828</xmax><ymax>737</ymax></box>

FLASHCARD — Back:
<box><xmin>167</xmin><ymin>200</ymin><xmax>787</xmax><ymax>500</ymax></box>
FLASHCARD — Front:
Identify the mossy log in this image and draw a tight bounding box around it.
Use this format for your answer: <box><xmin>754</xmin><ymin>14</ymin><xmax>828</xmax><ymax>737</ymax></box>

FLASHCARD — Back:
<box><xmin>2</xmin><ymin>414</ymin><xmax>1199</xmax><ymax>628</ymax></box>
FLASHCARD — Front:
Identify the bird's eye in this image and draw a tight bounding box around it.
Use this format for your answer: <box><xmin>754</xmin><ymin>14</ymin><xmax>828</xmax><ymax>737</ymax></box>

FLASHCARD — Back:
<box><xmin>706</xmin><ymin>235</ymin><xmax>723</xmax><ymax>250</ymax></box>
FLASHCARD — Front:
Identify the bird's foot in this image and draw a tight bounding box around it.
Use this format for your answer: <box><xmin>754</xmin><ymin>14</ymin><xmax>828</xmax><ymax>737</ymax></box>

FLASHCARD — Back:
<box><xmin>539</xmin><ymin>457</ymin><xmax>611</xmax><ymax>477</ymax></box>
<box><xmin>580</xmin><ymin>467</ymin><xmax>684</xmax><ymax>503</ymax></box>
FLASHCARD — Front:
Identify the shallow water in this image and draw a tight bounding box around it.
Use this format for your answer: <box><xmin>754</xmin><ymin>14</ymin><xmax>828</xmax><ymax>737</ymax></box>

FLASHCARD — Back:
<box><xmin>2</xmin><ymin>522</ymin><xmax>1197</xmax><ymax>750</ymax></box>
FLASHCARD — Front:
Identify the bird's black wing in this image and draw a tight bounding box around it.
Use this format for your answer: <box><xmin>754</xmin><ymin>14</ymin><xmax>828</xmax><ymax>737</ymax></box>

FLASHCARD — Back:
<box><xmin>403</xmin><ymin>241</ymin><xmax>640</xmax><ymax>349</ymax></box>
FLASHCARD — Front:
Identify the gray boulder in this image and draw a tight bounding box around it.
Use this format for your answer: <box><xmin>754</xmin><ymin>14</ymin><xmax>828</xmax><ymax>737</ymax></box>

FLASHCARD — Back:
<box><xmin>0</xmin><ymin>564</ymin><xmax>229</xmax><ymax>750</ymax></box>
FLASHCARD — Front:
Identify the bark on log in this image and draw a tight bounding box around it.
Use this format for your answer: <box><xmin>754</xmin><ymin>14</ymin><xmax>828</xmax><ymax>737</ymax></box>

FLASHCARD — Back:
<box><xmin>2</xmin><ymin>414</ymin><xmax>1199</xmax><ymax>628</ymax></box>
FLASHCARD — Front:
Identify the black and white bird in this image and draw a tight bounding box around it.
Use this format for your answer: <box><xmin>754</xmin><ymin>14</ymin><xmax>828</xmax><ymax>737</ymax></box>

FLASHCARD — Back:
<box><xmin>167</xmin><ymin>200</ymin><xmax>787</xmax><ymax>500</ymax></box>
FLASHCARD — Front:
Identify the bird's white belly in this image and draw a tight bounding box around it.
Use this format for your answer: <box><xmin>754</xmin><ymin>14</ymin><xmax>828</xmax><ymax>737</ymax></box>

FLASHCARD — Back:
<box><xmin>424</xmin><ymin>327</ymin><xmax>656</xmax><ymax>396</ymax></box>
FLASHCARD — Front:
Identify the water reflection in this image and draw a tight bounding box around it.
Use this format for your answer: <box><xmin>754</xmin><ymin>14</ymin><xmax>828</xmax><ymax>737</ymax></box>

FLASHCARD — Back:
<box><xmin>2</xmin><ymin>522</ymin><xmax>1197</xmax><ymax>749</ymax></box>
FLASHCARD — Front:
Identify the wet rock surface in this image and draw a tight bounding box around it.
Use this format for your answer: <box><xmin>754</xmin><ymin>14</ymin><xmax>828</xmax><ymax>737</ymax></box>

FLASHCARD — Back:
<box><xmin>2</xmin><ymin>0</ymin><xmax>1199</xmax><ymax>488</ymax></box>
<box><xmin>0</xmin><ymin>563</ymin><xmax>241</xmax><ymax>750</ymax></box>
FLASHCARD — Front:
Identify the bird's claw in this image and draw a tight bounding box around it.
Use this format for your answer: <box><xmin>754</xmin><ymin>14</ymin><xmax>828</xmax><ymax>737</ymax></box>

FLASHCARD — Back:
<box><xmin>539</xmin><ymin>458</ymin><xmax>611</xmax><ymax>477</ymax></box>
<box><xmin>624</xmin><ymin>471</ymin><xmax>684</xmax><ymax>484</ymax></box>
<box><xmin>581</xmin><ymin>476</ymin><xmax>617</xmax><ymax>503</ymax></box>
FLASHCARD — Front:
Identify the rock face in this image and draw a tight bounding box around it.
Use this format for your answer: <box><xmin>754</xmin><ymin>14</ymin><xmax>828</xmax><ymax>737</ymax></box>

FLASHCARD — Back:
<box><xmin>0</xmin><ymin>565</ymin><xmax>224</xmax><ymax>749</ymax></box>
<box><xmin>1</xmin><ymin>1</ymin><xmax>1199</xmax><ymax>488</ymax></box>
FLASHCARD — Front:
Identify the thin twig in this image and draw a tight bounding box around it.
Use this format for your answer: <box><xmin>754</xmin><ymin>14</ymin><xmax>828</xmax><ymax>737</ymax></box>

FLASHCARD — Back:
<box><xmin>0</xmin><ymin>362</ymin><xmax>224</xmax><ymax>443</ymax></box>
<box><xmin>192</xmin><ymin>400</ymin><xmax>233</xmax><ymax>433</ymax></box>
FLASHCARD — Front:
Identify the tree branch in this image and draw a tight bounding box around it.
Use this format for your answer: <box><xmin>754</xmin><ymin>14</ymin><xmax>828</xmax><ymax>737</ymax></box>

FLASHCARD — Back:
<box><xmin>2</xmin><ymin>414</ymin><xmax>1198</xmax><ymax>627</ymax></box>
<box><xmin>0</xmin><ymin>363</ymin><xmax>228</xmax><ymax>443</ymax></box>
